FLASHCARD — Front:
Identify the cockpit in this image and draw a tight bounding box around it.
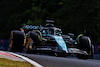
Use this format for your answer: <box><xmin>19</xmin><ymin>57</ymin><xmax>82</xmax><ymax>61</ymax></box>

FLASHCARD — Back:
<box><xmin>42</xmin><ymin>27</ymin><xmax>62</xmax><ymax>36</ymax></box>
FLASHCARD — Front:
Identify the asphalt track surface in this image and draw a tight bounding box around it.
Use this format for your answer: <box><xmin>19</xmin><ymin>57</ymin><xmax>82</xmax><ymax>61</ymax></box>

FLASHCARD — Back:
<box><xmin>16</xmin><ymin>53</ymin><xmax>100</xmax><ymax>67</ymax></box>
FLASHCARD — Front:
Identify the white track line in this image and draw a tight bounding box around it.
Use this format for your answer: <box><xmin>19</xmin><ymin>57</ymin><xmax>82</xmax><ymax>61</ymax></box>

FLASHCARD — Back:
<box><xmin>7</xmin><ymin>52</ymin><xmax>43</xmax><ymax>67</ymax></box>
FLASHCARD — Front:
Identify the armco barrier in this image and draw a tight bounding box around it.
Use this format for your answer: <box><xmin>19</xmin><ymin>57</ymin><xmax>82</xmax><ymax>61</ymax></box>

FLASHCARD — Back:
<box><xmin>93</xmin><ymin>54</ymin><xmax>100</xmax><ymax>59</ymax></box>
<box><xmin>93</xmin><ymin>45</ymin><xmax>100</xmax><ymax>59</ymax></box>
<box><xmin>0</xmin><ymin>39</ymin><xmax>9</xmax><ymax>50</ymax></box>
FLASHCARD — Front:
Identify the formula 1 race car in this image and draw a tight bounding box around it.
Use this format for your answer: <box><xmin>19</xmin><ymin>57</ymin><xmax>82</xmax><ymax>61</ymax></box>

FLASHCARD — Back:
<box><xmin>9</xmin><ymin>20</ymin><xmax>94</xmax><ymax>59</ymax></box>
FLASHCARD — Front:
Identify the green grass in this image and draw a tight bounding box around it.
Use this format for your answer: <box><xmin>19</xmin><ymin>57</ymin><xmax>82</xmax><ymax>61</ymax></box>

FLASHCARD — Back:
<box><xmin>0</xmin><ymin>58</ymin><xmax>35</xmax><ymax>67</ymax></box>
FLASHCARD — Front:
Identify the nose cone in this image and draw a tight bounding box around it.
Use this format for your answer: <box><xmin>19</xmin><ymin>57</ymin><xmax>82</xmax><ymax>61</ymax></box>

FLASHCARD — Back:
<box><xmin>50</xmin><ymin>35</ymin><xmax>68</xmax><ymax>52</ymax></box>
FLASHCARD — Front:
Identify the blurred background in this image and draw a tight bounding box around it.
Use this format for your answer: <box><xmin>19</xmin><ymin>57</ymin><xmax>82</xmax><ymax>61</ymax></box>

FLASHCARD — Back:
<box><xmin>0</xmin><ymin>0</ymin><xmax>100</xmax><ymax>45</ymax></box>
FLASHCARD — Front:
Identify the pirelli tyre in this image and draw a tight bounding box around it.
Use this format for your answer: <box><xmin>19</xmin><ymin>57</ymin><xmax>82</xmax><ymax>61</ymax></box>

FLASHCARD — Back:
<box><xmin>77</xmin><ymin>36</ymin><xmax>93</xmax><ymax>59</ymax></box>
<box><xmin>9</xmin><ymin>30</ymin><xmax>25</xmax><ymax>52</ymax></box>
<box><xmin>26</xmin><ymin>31</ymin><xmax>41</xmax><ymax>53</ymax></box>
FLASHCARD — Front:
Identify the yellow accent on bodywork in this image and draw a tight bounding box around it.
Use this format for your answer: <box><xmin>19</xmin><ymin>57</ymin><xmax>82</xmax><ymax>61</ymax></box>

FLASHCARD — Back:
<box><xmin>37</xmin><ymin>30</ymin><xmax>42</xmax><ymax>40</ymax></box>
<box><xmin>89</xmin><ymin>51</ymin><xmax>91</xmax><ymax>55</ymax></box>
<box><xmin>10</xmin><ymin>32</ymin><xmax>13</xmax><ymax>49</ymax></box>
<box><xmin>86</xmin><ymin>51</ymin><xmax>91</xmax><ymax>55</ymax></box>
<box><xmin>10</xmin><ymin>40</ymin><xmax>13</xmax><ymax>49</ymax></box>
<box><xmin>77</xmin><ymin>34</ymin><xmax>83</xmax><ymax>44</ymax></box>
<box><xmin>26</xmin><ymin>38</ymin><xmax>31</xmax><ymax>51</ymax></box>
<box><xmin>23</xmin><ymin>36</ymin><xmax>27</xmax><ymax>46</ymax></box>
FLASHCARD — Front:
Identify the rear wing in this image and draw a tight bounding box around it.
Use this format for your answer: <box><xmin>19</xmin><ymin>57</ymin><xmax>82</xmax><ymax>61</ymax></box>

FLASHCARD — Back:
<box><xmin>45</xmin><ymin>20</ymin><xmax>55</xmax><ymax>27</ymax></box>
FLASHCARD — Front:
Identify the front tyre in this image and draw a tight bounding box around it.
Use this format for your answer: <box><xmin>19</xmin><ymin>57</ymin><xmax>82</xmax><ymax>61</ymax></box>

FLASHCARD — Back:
<box><xmin>77</xmin><ymin>36</ymin><xmax>93</xmax><ymax>59</ymax></box>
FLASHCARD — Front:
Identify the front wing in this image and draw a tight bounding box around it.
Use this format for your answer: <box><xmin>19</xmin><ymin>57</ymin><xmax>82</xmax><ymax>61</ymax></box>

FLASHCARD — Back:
<box><xmin>67</xmin><ymin>48</ymin><xmax>89</xmax><ymax>55</ymax></box>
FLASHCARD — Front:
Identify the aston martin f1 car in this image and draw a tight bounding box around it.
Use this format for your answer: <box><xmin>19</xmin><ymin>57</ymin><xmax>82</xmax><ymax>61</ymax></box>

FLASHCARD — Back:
<box><xmin>9</xmin><ymin>20</ymin><xmax>94</xmax><ymax>59</ymax></box>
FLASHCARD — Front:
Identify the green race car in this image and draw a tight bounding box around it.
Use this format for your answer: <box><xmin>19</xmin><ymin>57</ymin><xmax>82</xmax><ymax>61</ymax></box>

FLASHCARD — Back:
<box><xmin>9</xmin><ymin>20</ymin><xmax>94</xmax><ymax>59</ymax></box>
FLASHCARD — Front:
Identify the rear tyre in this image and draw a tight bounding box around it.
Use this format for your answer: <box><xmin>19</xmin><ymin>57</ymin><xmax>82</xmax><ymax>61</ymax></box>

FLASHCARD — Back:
<box><xmin>9</xmin><ymin>30</ymin><xmax>25</xmax><ymax>52</ymax></box>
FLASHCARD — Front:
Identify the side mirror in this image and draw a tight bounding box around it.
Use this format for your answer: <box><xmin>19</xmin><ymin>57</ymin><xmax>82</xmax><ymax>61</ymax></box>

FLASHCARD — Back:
<box><xmin>68</xmin><ymin>33</ymin><xmax>74</xmax><ymax>38</ymax></box>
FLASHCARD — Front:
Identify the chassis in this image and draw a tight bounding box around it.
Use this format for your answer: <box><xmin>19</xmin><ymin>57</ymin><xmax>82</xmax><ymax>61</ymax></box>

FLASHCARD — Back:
<box><xmin>9</xmin><ymin>20</ymin><xmax>94</xmax><ymax>59</ymax></box>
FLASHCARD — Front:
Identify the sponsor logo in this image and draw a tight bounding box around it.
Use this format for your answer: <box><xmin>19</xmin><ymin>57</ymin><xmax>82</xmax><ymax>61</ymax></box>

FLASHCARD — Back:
<box><xmin>25</xmin><ymin>25</ymin><xmax>39</xmax><ymax>29</ymax></box>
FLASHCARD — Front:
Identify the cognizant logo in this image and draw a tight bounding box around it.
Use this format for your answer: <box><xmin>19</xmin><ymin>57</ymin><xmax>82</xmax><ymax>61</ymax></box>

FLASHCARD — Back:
<box><xmin>25</xmin><ymin>25</ymin><xmax>39</xmax><ymax>29</ymax></box>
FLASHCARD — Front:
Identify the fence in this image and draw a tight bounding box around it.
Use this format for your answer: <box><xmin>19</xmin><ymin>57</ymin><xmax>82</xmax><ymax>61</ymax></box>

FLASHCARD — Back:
<box><xmin>0</xmin><ymin>39</ymin><xmax>9</xmax><ymax>50</ymax></box>
<box><xmin>93</xmin><ymin>54</ymin><xmax>100</xmax><ymax>59</ymax></box>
